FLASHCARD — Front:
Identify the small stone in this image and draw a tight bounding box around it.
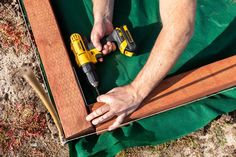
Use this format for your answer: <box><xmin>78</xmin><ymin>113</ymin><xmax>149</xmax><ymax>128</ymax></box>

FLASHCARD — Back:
<box><xmin>30</xmin><ymin>143</ymin><xmax>37</xmax><ymax>147</ymax></box>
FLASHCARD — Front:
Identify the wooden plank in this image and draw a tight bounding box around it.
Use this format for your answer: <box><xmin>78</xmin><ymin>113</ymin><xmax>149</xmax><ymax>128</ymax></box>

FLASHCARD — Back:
<box><xmin>91</xmin><ymin>55</ymin><xmax>236</xmax><ymax>132</ymax></box>
<box><xmin>23</xmin><ymin>0</ymin><xmax>94</xmax><ymax>139</ymax></box>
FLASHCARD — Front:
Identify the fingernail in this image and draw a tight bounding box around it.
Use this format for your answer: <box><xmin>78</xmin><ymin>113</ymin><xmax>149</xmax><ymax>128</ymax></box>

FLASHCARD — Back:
<box><xmin>86</xmin><ymin>116</ymin><xmax>90</xmax><ymax>121</ymax></box>
<box><xmin>92</xmin><ymin>120</ymin><xmax>97</xmax><ymax>125</ymax></box>
<box><xmin>108</xmin><ymin>127</ymin><xmax>113</xmax><ymax>131</ymax></box>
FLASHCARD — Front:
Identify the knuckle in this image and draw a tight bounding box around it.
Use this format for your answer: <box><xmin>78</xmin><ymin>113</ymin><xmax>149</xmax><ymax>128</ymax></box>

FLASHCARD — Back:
<box><xmin>104</xmin><ymin>113</ymin><xmax>110</xmax><ymax>119</ymax></box>
<box><xmin>102</xmin><ymin>115</ymin><xmax>107</xmax><ymax>120</ymax></box>
<box><xmin>91</xmin><ymin>33</ymin><xmax>99</xmax><ymax>40</ymax></box>
<box><xmin>94</xmin><ymin>109</ymin><xmax>101</xmax><ymax>116</ymax></box>
<box><xmin>101</xmin><ymin>105</ymin><xmax>108</xmax><ymax>113</ymax></box>
<box><xmin>110</xmin><ymin>110</ymin><xmax>116</xmax><ymax>115</ymax></box>
<box><xmin>100</xmin><ymin>116</ymin><xmax>105</xmax><ymax>121</ymax></box>
<box><xmin>103</xmin><ymin>95</ymin><xmax>112</xmax><ymax>103</ymax></box>
<box><xmin>107</xmin><ymin>97</ymin><xmax>115</xmax><ymax>104</ymax></box>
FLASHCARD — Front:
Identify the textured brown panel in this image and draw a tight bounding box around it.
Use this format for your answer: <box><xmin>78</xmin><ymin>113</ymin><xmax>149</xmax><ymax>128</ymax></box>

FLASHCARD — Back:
<box><xmin>91</xmin><ymin>55</ymin><xmax>236</xmax><ymax>132</ymax></box>
<box><xmin>23</xmin><ymin>0</ymin><xmax>93</xmax><ymax>139</ymax></box>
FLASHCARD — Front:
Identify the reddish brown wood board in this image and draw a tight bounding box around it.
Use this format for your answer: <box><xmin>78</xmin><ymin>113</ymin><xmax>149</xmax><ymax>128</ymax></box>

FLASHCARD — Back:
<box><xmin>91</xmin><ymin>55</ymin><xmax>236</xmax><ymax>133</ymax></box>
<box><xmin>23</xmin><ymin>0</ymin><xmax>94</xmax><ymax>139</ymax></box>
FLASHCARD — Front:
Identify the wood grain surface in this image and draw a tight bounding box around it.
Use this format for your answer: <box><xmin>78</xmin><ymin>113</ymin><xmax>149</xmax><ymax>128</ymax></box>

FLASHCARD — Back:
<box><xmin>23</xmin><ymin>0</ymin><xmax>94</xmax><ymax>139</ymax></box>
<box><xmin>91</xmin><ymin>55</ymin><xmax>236</xmax><ymax>133</ymax></box>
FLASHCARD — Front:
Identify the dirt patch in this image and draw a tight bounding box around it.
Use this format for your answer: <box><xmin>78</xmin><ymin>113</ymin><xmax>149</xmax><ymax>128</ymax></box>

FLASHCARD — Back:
<box><xmin>117</xmin><ymin>114</ymin><xmax>236</xmax><ymax>157</ymax></box>
<box><xmin>0</xmin><ymin>0</ymin><xmax>68</xmax><ymax>156</ymax></box>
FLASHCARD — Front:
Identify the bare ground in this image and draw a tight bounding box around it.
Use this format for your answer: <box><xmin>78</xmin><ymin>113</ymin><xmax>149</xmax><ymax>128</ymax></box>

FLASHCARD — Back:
<box><xmin>0</xmin><ymin>0</ymin><xmax>236</xmax><ymax>156</ymax></box>
<box><xmin>0</xmin><ymin>0</ymin><xmax>68</xmax><ymax>156</ymax></box>
<box><xmin>117</xmin><ymin>114</ymin><xmax>236</xmax><ymax>157</ymax></box>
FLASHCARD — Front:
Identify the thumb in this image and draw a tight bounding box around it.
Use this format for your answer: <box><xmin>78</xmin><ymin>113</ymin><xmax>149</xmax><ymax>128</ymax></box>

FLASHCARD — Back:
<box><xmin>97</xmin><ymin>94</ymin><xmax>113</xmax><ymax>104</ymax></box>
<box><xmin>91</xmin><ymin>33</ymin><xmax>102</xmax><ymax>51</ymax></box>
<box><xmin>108</xmin><ymin>113</ymin><xmax>126</xmax><ymax>131</ymax></box>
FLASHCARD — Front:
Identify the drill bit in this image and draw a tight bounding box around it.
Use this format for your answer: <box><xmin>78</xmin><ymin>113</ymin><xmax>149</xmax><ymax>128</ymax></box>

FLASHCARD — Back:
<box><xmin>95</xmin><ymin>87</ymin><xmax>100</xmax><ymax>96</ymax></box>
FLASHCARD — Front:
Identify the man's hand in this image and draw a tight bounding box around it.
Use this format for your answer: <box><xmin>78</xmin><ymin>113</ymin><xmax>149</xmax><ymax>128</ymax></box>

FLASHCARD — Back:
<box><xmin>91</xmin><ymin>19</ymin><xmax>116</xmax><ymax>55</ymax></box>
<box><xmin>91</xmin><ymin>0</ymin><xmax>116</xmax><ymax>57</ymax></box>
<box><xmin>86</xmin><ymin>84</ymin><xmax>144</xmax><ymax>131</ymax></box>
<box><xmin>88</xmin><ymin>0</ymin><xmax>196</xmax><ymax>131</ymax></box>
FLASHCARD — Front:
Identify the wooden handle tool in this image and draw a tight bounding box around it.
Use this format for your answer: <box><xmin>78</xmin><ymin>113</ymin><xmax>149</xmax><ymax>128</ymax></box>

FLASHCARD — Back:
<box><xmin>22</xmin><ymin>69</ymin><xmax>65</xmax><ymax>144</ymax></box>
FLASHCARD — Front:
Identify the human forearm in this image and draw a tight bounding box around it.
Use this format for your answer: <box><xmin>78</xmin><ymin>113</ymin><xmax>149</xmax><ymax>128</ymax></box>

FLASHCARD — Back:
<box><xmin>91</xmin><ymin>0</ymin><xmax>115</xmax><ymax>52</ymax></box>
<box><xmin>86</xmin><ymin>0</ymin><xmax>196</xmax><ymax>130</ymax></box>
<box><xmin>131</xmin><ymin>0</ymin><xmax>196</xmax><ymax>99</ymax></box>
<box><xmin>92</xmin><ymin>0</ymin><xmax>115</xmax><ymax>23</ymax></box>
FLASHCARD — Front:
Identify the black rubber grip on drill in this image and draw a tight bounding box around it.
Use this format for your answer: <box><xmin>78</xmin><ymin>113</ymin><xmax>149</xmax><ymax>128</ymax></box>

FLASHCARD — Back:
<box><xmin>95</xmin><ymin>53</ymin><xmax>103</xmax><ymax>60</ymax></box>
<box><xmin>88</xmin><ymin>36</ymin><xmax>110</xmax><ymax>50</ymax></box>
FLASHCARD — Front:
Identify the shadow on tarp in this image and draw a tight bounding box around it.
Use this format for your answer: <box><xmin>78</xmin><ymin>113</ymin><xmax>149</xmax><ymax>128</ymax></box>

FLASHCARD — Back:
<box><xmin>175</xmin><ymin>18</ymin><xmax>236</xmax><ymax>75</ymax></box>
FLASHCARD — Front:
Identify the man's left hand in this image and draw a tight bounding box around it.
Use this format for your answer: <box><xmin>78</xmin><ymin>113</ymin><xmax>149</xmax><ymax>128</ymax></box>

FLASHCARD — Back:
<box><xmin>86</xmin><ymin>84</ymin><xmax>144</xmax><ymax>131</ymax></box>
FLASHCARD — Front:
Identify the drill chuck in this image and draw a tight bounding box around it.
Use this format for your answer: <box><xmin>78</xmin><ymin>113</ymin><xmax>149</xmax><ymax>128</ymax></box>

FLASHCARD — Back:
<box><xmin>82</xmin><ymin>63</ymin><xmax>99</xmax><ymax>88</ymax></box>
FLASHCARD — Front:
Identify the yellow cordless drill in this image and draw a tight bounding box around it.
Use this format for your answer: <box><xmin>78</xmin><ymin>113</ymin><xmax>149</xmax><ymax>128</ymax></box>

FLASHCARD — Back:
<box><xmin>70</xmin><ymin>25</ymin><xmax>136</xmax><ymax>95</ymax></box>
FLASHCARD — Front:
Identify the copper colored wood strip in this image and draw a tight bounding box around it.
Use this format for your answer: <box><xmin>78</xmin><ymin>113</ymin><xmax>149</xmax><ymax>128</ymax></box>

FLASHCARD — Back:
<box><xmin>23</xmin><ymin>0</ymin><xmax>93</xmax><ymax>139</ymax></box>
<box><xmin>91</xmin><ymin>55</ymin><xmax>236</xmax><ymax>132</ymax></box>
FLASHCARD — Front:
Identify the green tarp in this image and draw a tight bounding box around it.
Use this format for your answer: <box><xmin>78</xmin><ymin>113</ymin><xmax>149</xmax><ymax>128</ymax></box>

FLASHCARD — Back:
<box><xmin>49</xmin><ymin>0</ymin><xmax>236</xmax><ymax>156</ymax></box>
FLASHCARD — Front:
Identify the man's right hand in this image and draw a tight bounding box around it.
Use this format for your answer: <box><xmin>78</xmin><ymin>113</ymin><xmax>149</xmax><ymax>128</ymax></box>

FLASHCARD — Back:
<box><xmin>91</xmin><ymin>18</ymin><xmax>116</xmax><ymax>56</ymax></box>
